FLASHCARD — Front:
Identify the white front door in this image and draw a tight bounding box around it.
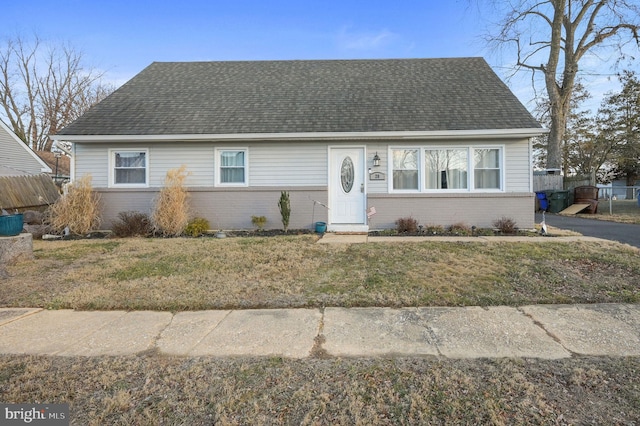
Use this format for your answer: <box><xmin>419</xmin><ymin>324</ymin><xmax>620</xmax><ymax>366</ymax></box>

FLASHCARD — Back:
<box><xmin>330</xmin><ymin>147</ymin><xmax>366</xmax><ymax>225</ymax></box>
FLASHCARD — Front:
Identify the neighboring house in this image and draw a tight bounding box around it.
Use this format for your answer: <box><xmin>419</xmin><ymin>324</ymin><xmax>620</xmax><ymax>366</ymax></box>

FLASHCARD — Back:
<box><xmin>36</xmin><ymin>150</ymin><xmax>71</xmax><ymax>184</ymax></box>
<box><xmin>53</xmin><ymin>58</ymin><xmax>545</xmax><ymax>232</ymax></box>
<box><xmin>0</xmin><ymin>120</ymin><xmax>52</xmax><ymax>177</ymax></box>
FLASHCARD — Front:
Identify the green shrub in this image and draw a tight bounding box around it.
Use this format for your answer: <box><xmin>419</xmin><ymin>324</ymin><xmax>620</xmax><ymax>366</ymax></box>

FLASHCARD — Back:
<box><xmin>184</xmin><ymin>217</ymin><xmax>210</xmax><ymax>237</ymax></box>
<box><xmin>251</xmin><ymin>215</ymin><xmax>267</xmax><ymax>230</ymax></box>
<box><xmin>423</xmin><ymin>224</ymin><xmax>445</xmax><ymax>235</ymax></box>
<box><xmin>111</xmin><ymin>211</ymin><xmax>152</xmax><ymax>237</ymax></box>
<box><xmin>448</xmin><ymin>222</ymin><xmax>472</xmax><ymax>236</ymax></box>
<box><xmin>278</xmin><ymin>191</ymin><xmax>290</xmax><ymax>232</ymax></box>
<box><xmin>474</xmin><ymin>227</ymin><xmax>495</xmax><ymax>236</ymax></box>
<box><xmin>493</xmin><ymin>217</ymin><xmax>518</xmax><ymax>234</ymax></box>
<box><xmin>395</xmin><ymin>217</ymin><xmax>418</xmax><ymax>233</ymax></box>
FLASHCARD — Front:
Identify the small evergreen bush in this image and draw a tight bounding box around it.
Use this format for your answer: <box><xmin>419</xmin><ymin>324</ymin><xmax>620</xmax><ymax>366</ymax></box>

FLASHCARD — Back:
<box><xmin>251</xmin><ymin>215</ymin><xmax>267</xmax><ymax>230</ymax></box>
<box><xmin>184</xmin><ymin>217</ymin><xmax>210</xmax><ymax>237</ymax></box>
<box><xmin>278</xmin><ymin>191</ymin><xmax>290</xmax><ymax>232</ymax></box>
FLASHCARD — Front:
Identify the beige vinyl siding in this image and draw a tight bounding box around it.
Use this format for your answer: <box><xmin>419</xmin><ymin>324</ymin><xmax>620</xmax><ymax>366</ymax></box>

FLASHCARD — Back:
<box><xmin>149</xmin><ymin>144</ymin><xmax>214</xmax><ymax>186</ymax></box>
<box><xmin>365</xmin><ymin>142</ymin><xmax>388</xmax><ymax>194</ymax></box>
<box><xmin>249</xmin><ymin>142</ymin><xmax>327</xmax><ymax>186</ymax></box>
<box><xmin>504</xmin><ymin>138</ymin><xmax>531</xmax><ymax>192</ymax></box>
<box><xmin>75</xmin><ymin>143</ymin><xmax>215</xmax><ymax>187</ymax></box>
<box><xmin>74</xmin><ymin>144</ymin><xmax>109</xmax><ymax>185</ymax></box>
<box><xmin>0</xmin><ymin>125</ymin><xmax>48</xmax><ymax>175</ymax></box>
<box><xmin>74</xmin><ymin>136</ymin><xmax>535</xmax><ymax>230</ymax></box>
<box><xmin>75</xmin><ymin>141</ymin><xmax>329</xmax><ymax>188</ymax></box>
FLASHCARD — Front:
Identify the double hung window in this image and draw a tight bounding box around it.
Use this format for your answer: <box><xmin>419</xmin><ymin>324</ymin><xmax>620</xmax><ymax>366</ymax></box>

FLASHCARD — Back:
<box><xmin>110</xmin><ymin>149</ymin><xmax>148</xmax><ymax>187</ymax></box>
<box><xmin>392</xmin><ymin>149</ymin><xmax>419</xmax><ymax>190</ymax></box>
<box><xmin>474</xmin><ymin>149</ymin><xmax>501</xmax><ymax>190</ymax></box>
<box><xmin>217</xmin><ymin>149</ymin><xmax>247</xmax><ymax>186</ymax></box>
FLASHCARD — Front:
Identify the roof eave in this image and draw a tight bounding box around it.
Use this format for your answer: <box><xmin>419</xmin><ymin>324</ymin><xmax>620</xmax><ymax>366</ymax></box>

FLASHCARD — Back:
<box><xmin>52</xmin><ymin>128</ymin><xmax>548</xmax><ymax>143</ymax></box>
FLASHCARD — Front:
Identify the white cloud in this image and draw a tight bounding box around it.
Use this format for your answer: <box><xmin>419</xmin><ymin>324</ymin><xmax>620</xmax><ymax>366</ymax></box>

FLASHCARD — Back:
<box><xmin>336</xmin><ymin>26</ymin><xmax>398</xmax><ymax>50</ymax></box>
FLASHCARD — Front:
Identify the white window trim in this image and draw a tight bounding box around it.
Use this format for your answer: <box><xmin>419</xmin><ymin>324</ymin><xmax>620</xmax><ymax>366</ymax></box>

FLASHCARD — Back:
<box><xmin>388</xmin><ymin>145</ymin><xmax>505</xmax><ymax>193</ymax></box>
<box><xmin>422</xmin><ymin>147</ymin><xmax>470</xmax><ymax>193</ymax></box>
<box><xmin>215</xmin><ymin>147</ymin><xmax>249</xmax><ymax>187</ymax></box>
<box><xmin>388</xmin><ymin>147</ymin><xmax>421</xmax><ymax>193</ymax></box>
<box><xmin>471</xmin><ymin>146</ymin><xmax>505</xmax><ymax>192</ymax></box>
<box><xmin>108</xmin><ymin>148</ymin><xmax>149</xmax><ymax>188</ymax></box>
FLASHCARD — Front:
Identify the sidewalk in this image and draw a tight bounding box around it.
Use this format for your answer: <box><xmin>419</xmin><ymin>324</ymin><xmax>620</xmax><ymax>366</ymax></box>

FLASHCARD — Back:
<box><xmin>317</xmin><ymin>233</ymin><xmax>615</xmax><ymax>244</ymax></box>
<box><xmin>1</xmin><ymin>304</ymin><xmax>639</xmax><ymax>359</ymax></box>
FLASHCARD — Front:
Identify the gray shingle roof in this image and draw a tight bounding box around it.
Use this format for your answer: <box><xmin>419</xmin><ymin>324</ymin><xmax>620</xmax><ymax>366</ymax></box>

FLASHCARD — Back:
<box><xmin>57</xmin><ymin>58</ymin><xmax>541</xmax><ymax>136</ymax></box>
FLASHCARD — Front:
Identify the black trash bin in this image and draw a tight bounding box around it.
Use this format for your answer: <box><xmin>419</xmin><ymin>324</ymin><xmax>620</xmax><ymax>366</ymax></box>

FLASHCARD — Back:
<box><xmin>546</xmin><ymin>190</ymin><xmax>569</xmax><ymax>213</ymax></box>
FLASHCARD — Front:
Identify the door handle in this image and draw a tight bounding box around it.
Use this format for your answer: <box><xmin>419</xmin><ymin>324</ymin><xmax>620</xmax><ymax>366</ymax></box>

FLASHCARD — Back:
<box><xmin>360</xmin><ymin>183</ymin><xmax>364</xmax><ymax>193</ymax></box>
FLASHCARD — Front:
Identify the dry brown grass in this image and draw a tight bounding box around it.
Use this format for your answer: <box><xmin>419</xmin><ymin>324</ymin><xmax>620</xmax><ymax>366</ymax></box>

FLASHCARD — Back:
<box><xmin>45</xmin><ymin>174</ymin><xmax>101</xmax><ymax>235</ymax></box>
<box><xmin>151</xmin><ymin>165</ymin><xmax>190</xmax><ymax>237</ymax></box>
<box><xmin>1</xmin><ymin>355</ymin><xmax>638</xmax><ymax>424</ymax></box>
<box><xmin>582</xmin><ymin>199</ymin><xmax>640</xmax><ymax>224</ymax></box>
<box><xmin>1</xmin><ymin>236</ymin><xmax>639</xmax><ymax>310</ymax></box>
<box><xmin>2</xmin><ymin>237</ymin><xmax>640</xmax><ymax>423</ymax></box>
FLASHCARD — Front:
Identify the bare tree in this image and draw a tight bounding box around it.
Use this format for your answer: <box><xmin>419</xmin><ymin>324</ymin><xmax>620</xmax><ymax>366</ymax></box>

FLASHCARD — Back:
<box><xmin>486</xmin><ymin>0</ymin><xmax>639</xmax><ymax>170</ymax></box>
<box><xmin>534</xmin><ymin>82</ymin><xmax>617</xmax><ymax>180</ymax></box>
<box><xmin>0</xmin><ymin>35</ymin><xmax>114</xmax><ymax>151</ymax></box>
<box><xmin>599</xmin><ymin>70</ymin><xmax>640</xmax><ymax>189</ymax></box>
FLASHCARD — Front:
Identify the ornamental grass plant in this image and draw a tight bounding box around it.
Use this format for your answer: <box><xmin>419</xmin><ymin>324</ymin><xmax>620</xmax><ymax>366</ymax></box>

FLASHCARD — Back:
<box><xmin>152</xmin><ymin>166</ymin><xmax>190</xmax><ymax>237</ymax></box>
<box><xmin>46</xmin><ymin>174</ymin><xmax>101</xmax><ymax>235</ymax></box>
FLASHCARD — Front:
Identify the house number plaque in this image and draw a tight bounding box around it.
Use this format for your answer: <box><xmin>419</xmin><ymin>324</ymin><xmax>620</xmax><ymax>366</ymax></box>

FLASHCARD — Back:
<box><xmin>369</xmin><ymin>172</ymin><xmax>386</xmax><ymax>181</ymax></box>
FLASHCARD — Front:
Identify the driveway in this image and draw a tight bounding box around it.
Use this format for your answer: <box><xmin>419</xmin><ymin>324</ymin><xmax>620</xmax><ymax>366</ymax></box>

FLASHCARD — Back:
<box><xmin>535</xmin><ymin>213</ymin><xmax>640</xmax><ymax>249</ymax></box>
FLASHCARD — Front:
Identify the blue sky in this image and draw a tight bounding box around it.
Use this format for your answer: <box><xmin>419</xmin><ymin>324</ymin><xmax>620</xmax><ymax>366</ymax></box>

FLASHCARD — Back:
<box><xmin>4</xmin><ymin>1</ymin><xmax>636</xmax><ymax>113</ymax></box>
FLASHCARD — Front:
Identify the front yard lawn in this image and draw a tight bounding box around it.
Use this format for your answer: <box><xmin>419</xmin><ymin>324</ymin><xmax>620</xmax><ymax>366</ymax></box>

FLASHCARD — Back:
<box><xmin>2</xmin><ymin>236</ymin><xmax>640</xmax><ymax>424</ymax></box>
<box><xmin>1</xmin><ymin>355</ymin><xmax>639</xmax><ymax>424</ymax></box>
<box><xmin>2</xmin><ymin>235</ymin><xmax>639</xmax><ymax>310</ymax></box>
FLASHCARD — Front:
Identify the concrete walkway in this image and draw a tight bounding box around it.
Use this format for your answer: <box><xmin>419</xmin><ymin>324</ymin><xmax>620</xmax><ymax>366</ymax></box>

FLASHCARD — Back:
<box><xmin>317</xmin><ymin>232</ymin><xmax>616</xmax><ymax>245</ymax></box>
<box><xmin>318</xmin><ymin>233</ymin><xmax>609</xmax><ymax>244</ymax></box>
<box><xmin>1</xmin><ymin>304</ymin><xmax>639</xmax><ymax>359</ymax></box>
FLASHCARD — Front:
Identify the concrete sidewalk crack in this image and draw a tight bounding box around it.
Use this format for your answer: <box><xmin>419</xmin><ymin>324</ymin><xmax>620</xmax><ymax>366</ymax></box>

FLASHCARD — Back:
<box><xmin>55</xmin><ymin>311</ymin><xmax>129</xmax><ymax>356</ymax></box>
<box><xmin>517</xmin><ymin>307</ymin><xmax>577</xmax><ymax>357</ymax></box>
<box><xmin>185</xmin><ymin>310</ymin><xmax>234</xmax><ymax>355</ymax></box>
<box><xmin>309</xmin><ymin>306</ymin><xmax>330</xmax><ymax>358</ymax></box>
<box><xmin>148</xmin><ymin>312</ymin><xmax>177</xmax><ymax>354</ymax></box>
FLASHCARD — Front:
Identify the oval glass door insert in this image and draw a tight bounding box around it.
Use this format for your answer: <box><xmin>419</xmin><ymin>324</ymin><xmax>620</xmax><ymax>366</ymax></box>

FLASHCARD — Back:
<box><xmin>341</xmin><ymin>156</ymin><xmax>354</xmax><ymax>193</ymax></box>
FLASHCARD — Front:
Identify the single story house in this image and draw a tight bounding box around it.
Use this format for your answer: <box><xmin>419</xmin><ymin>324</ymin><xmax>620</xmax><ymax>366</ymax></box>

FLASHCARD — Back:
<box><xmin>1</xmin><ymin>120</ymin><xmax>52</xmax><ymax>177</ymax></box>
<box><xmin>53</xmin><ymin>58</ymin><xmax>545</xmax><ymax>232</ymax></box>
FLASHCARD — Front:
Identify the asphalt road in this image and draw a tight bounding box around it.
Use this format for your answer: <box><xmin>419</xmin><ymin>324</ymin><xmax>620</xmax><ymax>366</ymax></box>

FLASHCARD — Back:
<box><xmin>535</xmin><ymin>213</ymin><xmax>640</xmax><ymax>249</ymax></box>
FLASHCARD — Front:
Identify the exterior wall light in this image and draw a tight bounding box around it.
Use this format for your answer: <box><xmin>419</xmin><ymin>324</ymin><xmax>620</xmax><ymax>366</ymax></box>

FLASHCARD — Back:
<box><xmin>372</xmin><ymin>152</ymin><xmax>380</xmax><ymax>167</ymax></box>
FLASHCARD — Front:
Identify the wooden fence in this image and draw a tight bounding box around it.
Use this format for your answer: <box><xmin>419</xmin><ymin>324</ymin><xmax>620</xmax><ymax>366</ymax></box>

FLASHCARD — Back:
<box><xmin>0</xmin><ymin>174</ymin><xmax>60</xmax><ymax>211</ymax></box>
<box><xmin>533</xmin><ymin>175</ymin><xmax>563</xmax><ymax>192</ymax></box>
<box><xmin>563</xmin><ymin>175</ymin><xmax>592</xmax><ymax>191</ymax></box>
<box><xmin>533</xmin><ymin>174</ymin><xmax>594</xmax><ymax>192</ymax></box>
